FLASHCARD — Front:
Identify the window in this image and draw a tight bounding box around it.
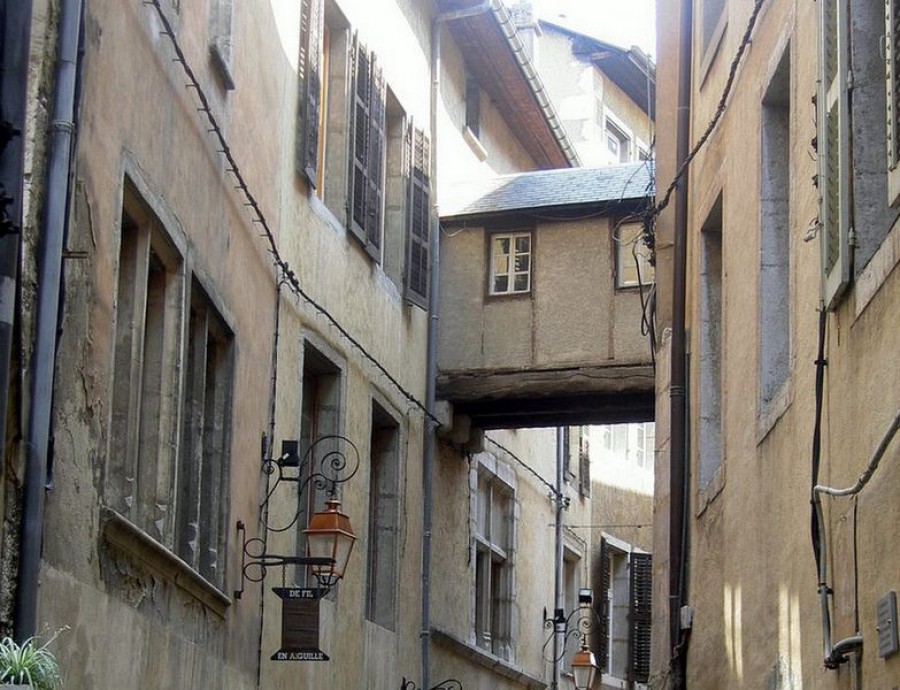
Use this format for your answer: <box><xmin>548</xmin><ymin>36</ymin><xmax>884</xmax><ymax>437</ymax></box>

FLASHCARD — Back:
<box><xmin>175</xmin><ymin>282</ymin><xmax>235</xmax><ymax>582</ymax></box>
<box><xmin>489</xmin><ymin>232</ymin><xmax>531</xmax><ymax>296</ymax></box>
<box><xmin>296</xmin><ymin>341</ymin><xmax>343</xmax><ymax>584</ymax></box>
<box><xmin>597</xmin><ymin>540</ymin><xmax>652</xmax><ymax>684</ymax></box>
<box><xmin>109</xmin><ymin>183</ymin><xmax>233</xmax><ymax>587</ymax></box>
<box><xmin>347</xmin><ymin>35</ymin><xmax>387</xmax><ymax>260</ymax></box>
<box><xmin>699</xmin><ymin>197</ymin><xmax>723</xmax><ymax>490</ymax></box>
<box><xmin>562</xmin><ymin>551</ymin><xmax>580</xmax><ymax>668</ymax></box>
<box><xmin>605</xmin><ymin>120</ymin><xmax>630</xmax><ymax>165</ymax></box>
<box><xmin>209</xmin><ymin>0</ymin><xmax>235</xmax><ymax>90</ymax></box>
<box><xmin>616</xmin><ymin>222</ymin><xmax>655</xmax><ymax>288</ymax></box>
<box><xmin>815</xmin><ymin>0</ymin><xmax>900</xmax><ymax>311</ymax></box>
<box><xmin>297</xmin><ymin>0</ymin><xmax>326</xmax><ymax>189</ymax></box>
<box><xmin>474</xmin><ymin>467</ymin><xmax>514</xmax><ymax>659</ymax></box>
<box><xmin>366</xmin><ymin>401</ymin><xmax>400</xmax><ymax>629</ymax></box>
<box><xmin>699</xmin><ymin>0</ymin><xmax>726</xmax><ymax>68</ymax></box>
<box><xmin>405</xmin><ymin>127</ymin><xmax>431</xmax><ymax>307</ymax></box>
<box><xmin>816</xmin><ymin>0</ymin><xmax>850</xmax><ymax>308</ymax></box>
<box><xmin>759</xmin><ymin>47</ymin><xmax>791</xmax><ymax>412</ymax></box>
<box><xmin>562</xmin><ymin>426</ymin><xmax>572</xmax><ymax>480</ymax></box>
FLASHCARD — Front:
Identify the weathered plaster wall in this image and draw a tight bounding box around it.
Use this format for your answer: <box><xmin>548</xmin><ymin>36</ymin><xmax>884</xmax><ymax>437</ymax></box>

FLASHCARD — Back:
<box><xmin>654</xmin><ymin>0</ymin><xmax>900</xmax><ymax>687</ymax></box>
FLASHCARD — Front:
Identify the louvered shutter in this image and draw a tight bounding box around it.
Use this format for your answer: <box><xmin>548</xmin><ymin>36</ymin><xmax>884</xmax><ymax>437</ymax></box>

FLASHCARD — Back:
<box><xmin>597</xmin><ymin>538</ymin><xmax>610</xmax><ymax>671</ymax></box>
<box><xmin>365</xmin><ymin>59</ymin><xmax>386</xmax><ymax>259</ymax></box>
<box><xmin>297</xmin><ymin>0</ymin><xmax>324</xmax><ymax>186</ymax></box>
<box><xmin>348</xmin><ymin>34</ymin><xmax>370</xmax><ymax>244</ymax></box>
<box><xmin>629</xmin><ymin>552</ymin><xmax>652</xmax><ymax>683</ymax></box>
<box><xmin>405</xmin><ymin>125</ymin><xmax>431</xmax><ymax>308</ymax></box>
<box><xmin>887</xmin><ymin>0</ymin><xmax>900</xmax><ymax>205</ymax></box>
<box><xmin>817</xmin><ymin>0</ymin><xmax>851</xmax><ymax>308</ymax></box>
<box><xmin>579</xmin><ymin>432</ymin><xmax>591</xmax><ymax>497</ymax></box>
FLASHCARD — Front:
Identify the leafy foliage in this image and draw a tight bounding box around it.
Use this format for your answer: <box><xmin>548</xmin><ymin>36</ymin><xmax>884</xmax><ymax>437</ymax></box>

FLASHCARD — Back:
<box><xmin>0</xmin><ymin>633</ymin><xmax>63</xmax><ymax>689</ymax></box>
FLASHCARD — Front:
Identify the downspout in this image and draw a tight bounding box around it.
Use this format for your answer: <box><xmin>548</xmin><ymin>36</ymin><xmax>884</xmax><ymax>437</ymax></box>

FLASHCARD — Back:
<box><xmin>552</xmin><ymin>428</ymin><xmax>565</xmax><ymax>690</ymax></box>
<box><xmin>14</xmin><ymin>0</ymin><xmax>83</xmax><ymax>640</ymax></box>
<box><xmin>668</xmin><ymin>0</ymin><xmax>692</xmax><ymax>684</ymax></box>
<box><xmin>423</xmin><ymin>3</ymin><xmax>490</xmax><ymax>689</ymax></box>
<box><xmin>0</xmin><ymin>0</ymin><xmax>34</xmax><ymax>478</ymax></box>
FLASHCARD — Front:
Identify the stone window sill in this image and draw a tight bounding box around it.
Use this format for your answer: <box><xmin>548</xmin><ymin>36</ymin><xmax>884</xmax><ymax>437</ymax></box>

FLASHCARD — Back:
<box><xmin>431</xmin><ymin>628</ymin><xmax>545</xmax><ymax>689</ymax></box>
<box><xmin>100</xmin><ymin>506</ymin><xmax>231</xmax><ymax>618</ymax></box>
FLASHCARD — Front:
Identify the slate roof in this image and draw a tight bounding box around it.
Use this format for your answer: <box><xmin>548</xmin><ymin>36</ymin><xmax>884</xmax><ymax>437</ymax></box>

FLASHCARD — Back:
<box><xmin>441</xmin><ymin>162</ymin><xmax>654</xmax><ymax>220</ymax></box>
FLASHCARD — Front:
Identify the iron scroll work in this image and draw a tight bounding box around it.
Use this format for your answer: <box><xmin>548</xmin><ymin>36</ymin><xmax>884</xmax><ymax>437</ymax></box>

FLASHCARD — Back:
<box><xmin>235</xmin><ymin>434</ymin><xmax>360</xmax><ymax>662</ymax></box>
<box><xmin>542</xmin><ymin>596</ymin><xmax>598</xmax><ymax>663</ymax></box>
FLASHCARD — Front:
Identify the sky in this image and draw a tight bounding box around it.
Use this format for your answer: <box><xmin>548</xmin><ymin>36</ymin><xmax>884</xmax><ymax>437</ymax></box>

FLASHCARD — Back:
<box><xmin>532</xmin><ymin>0</ymin><xmax>657</xmax><ymax>58</ymax></box>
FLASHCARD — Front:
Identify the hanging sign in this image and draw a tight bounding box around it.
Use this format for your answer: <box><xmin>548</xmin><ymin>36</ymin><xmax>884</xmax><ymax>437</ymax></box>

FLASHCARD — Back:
<box><xmin>271</xmin><ymin>587</ymin><xmax>330</xmax><ymax>661</ymax></box>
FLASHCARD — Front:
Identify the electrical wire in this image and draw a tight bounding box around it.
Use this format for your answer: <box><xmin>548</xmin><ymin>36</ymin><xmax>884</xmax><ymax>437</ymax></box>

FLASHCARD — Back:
<box><xmin>484</xmin><ymin>435</ymin><xmax>561</xmax><ymax>500</ymax></box>
<box><xmin>146</xmin><ymin>0</ymin><xmax>439</xmax><ymax>426</ymax></box>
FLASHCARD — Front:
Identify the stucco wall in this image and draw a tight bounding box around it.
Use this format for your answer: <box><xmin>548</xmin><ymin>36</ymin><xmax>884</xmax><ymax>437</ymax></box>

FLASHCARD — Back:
<box><xmin>438</xmin><ymin>218</ymin><xmax>650</xmax><ymax>375</ymax></box>
<box><xmin>653</xmin><ymin>0</ymin><xmax>900</xmax><ymax>687</ymax></box>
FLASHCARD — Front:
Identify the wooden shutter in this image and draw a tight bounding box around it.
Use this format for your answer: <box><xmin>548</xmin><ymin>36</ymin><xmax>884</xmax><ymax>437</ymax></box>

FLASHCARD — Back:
<box><xmin>817</xmin><ymin>0</ymin><xmax>850</xmax><ymax>308</ymax></box>
<box><xmin>405</xmin><ymin>125</ymin><xmax>430</xmax><ymax>308</ymax></box>
<box><xmin>887</xmin><ymin>0</ymin><xmax>900</xmax><ymax>205</ymax></box>
<box><xmin>297</xmin><ymin>0</ymin><xmax>324</xmax><ymax>185</ymax></box>
<box><xmin>365</xmin><ymin>59</ymin><xmax>386</xmax><ymax>259</ymax></box>
<box><xmin>348</xmin><ymin>34</ymin><xmax>370</xmax><ymax>244</ymax></box>
<box><xmin>596</xmin><ymin>538</ymin><xmax>610</xmax><ymax>671</ymax></box>
<box><xmin>629</xmin><ymin>552</ymin><xmax>652</xmax><ymax>683</ymax></box>
<box><xmin>578</xmin><ymin>431</ymin><xmax>591</xmax><ymax>497</ymax></box>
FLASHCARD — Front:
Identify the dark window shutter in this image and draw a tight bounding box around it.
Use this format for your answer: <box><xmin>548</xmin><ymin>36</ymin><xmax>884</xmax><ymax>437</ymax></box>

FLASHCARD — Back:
<box><xmin>405</xmin><ymin>125</ymin><xmax>430</xmax><ymax>308</ymax></box>
<box><xmin>348</xmin><ymin>34</ymin><xmax>370</xmax><ymax>244</ymax></box>
<box><xmin>888</xmin><ymin>0</ymin><xmax>900</xmax><ymax>204</ymax></box>
<box><xmin>297</xmin><ymin>0</ymin><xmax>324</xmax><ymax>186</ymax></box>
<box><xmin>365</xmin><ymin>59</ymin><xmax>386</xmax><ymax>259</ymax></box>
<box><xmin>596</xmin><ymin>538</ymin><xmax>610</xmax><ymax>671</ymax></box>
<box><xmin>629</xmin><ymin>552</ymin><xmax>652</xmax><ymax>683</ymax></box>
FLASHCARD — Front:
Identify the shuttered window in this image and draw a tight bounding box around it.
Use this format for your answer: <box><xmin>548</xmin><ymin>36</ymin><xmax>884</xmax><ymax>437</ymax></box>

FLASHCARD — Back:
<box><xmin>597</xmin><ymin>538</ymin><xmax>611</xmax><ymax>671</ymax></box>
<box><xmin>405</xmin><ymin>127</ymin><xmax>431</xmax><ymax>308</ymax></box>
<box><xmin>348</xmin><ymin>36</ymin><xmax>386</xmax><ymax>258</ymax></box>
<box><xmin>817</xmin><ymin>0</ymin><xmax>850</xmax><ymax>308</ymax></box>
<box><xmin>297</xmin><ymin>0</ymin><xmax>324</xmax><ymax>187</ymax></box>
<box><xmin>887</xmin><ymin>0</ymin><xmax>900</xmax><ymax>205</ymax></box>
<box><xmin>629</xmin><ymin>552</ymin><xmax>653</xmax><ymax>683</ymax></box>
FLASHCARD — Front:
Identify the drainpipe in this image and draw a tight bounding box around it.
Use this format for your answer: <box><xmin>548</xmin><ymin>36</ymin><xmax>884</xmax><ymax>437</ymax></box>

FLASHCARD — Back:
<box><xmin>552</xmin><ymin>427</ymin><xmax>565</xmax><ymax>690</ymax></box>
<box><xmin>14</xmin><ymin>0</ymin><xmax>83</xmax><ymax>641</ymax></box>
<box><xmin>668</xmin><ymin>0</ymin><xmax>692</xmax><ymax>684</ymax></box>
<box><xmin>0</xmin><ymin>0</ymin><xmax>34</xmax><ymax>479</ymax></box>
<box><xmin>424</xmin><ymin>4</ymin><xmax>490</xmax><ymax>688</ymax></box>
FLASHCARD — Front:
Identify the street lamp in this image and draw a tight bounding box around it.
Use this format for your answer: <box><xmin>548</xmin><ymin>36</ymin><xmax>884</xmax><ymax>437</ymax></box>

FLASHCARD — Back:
<box><xmin>571</xmin><ymin>643</ymin><xmax>598</xmax><ymax>690</ymax></box>
<box><xmin>304</xmin><ymin>498</ymin><xmax>357</xmax><ymax>587</ymax></box>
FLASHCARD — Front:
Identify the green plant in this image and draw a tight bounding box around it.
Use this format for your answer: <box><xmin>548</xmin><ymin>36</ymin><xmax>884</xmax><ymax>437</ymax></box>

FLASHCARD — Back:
<box><xmin>0</xmin><ymin>632</ymin><xmax>63</xmax><ymax>689</ymax></box>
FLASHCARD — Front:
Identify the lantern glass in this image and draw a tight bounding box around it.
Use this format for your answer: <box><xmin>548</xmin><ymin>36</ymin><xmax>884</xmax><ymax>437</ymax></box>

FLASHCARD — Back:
<box><xmin>304</xmin><ymin>499</ymin><xmax>356</xmax><ymax>587</ymax></box>
<box><xmin>571</xmin><ymin>647</ymin><xmax>597</xmax><ymax>690</ymax></box>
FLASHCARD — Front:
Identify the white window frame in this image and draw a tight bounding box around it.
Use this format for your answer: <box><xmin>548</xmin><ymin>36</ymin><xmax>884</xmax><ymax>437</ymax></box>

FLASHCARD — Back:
<box><xmin>489</xmin><ymin>231</ymin><xmax>532</xmax><ymax>296</ymax></box>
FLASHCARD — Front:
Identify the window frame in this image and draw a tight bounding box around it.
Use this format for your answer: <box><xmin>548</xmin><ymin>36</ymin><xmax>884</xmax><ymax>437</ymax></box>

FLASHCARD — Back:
<box><xmin>472</xmin><ymin>464</ymin><xmax>515</xmax><ymax>659</ymax></box>
<box><xmin>109</xmin><ymin>180</ymin><xmax>235</xmax><ymax>590</ymax></box>
<box><xmin>487</xmin><ymin>230</ymin><xmax>533</xmax><ymax>297</ymax></box>
<box><xmin>615</xmin><ymin>221</ymin><xmax>655</xmax><ymax>289</ymax></box>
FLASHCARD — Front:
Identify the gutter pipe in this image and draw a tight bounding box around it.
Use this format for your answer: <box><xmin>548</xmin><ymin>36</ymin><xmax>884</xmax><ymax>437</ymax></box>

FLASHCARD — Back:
<box><xmin>0</xmin><ymin>0</ymin><xmax>34</xmax><ymax>482</ymax></box>
<box><xmin>488</xmin><ymin>3</ymin><xmax>580</xmax><ymax>167</ymax></box>
<box><xmin>551</xmin><ymin>428</ymin><xmax>565</xmax><ymax>690</ymax></box>
<box><xmin>668</xmin><ymin>0</ymin><xmax>692</xmax><ymax>683</ymax></box>
<box><xmin>423</xmin><ymin>4</ymin><xmax>490</xmax><ymax>689</ymax></box>
<box><xmin>14</xmin><ymin>0</ymin><xmax>83</xmax><ymax>640</ymax></box>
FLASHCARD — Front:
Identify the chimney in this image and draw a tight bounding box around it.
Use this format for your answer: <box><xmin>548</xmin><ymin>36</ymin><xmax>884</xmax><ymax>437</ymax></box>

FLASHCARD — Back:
<box><xmin>509</xmin><ymin>1</ymin><xmax>542</xmax><ymax>60</ymax></box>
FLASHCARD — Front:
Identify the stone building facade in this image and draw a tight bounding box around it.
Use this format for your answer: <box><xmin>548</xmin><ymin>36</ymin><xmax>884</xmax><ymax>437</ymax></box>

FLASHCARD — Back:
<box><xmin>653</xmin><ymin>0</ymin><xmax>900</xmax><ymax>687</ymax></box>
